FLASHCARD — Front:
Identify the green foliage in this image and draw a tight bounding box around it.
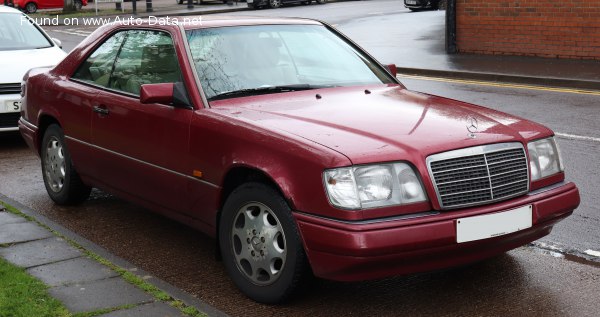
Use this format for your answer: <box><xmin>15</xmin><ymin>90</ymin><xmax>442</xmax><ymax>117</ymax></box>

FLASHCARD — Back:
<box><xmin>0</xmin><ymin>258</ymin><xmax>71</xmax><ymax>317</ymax></box>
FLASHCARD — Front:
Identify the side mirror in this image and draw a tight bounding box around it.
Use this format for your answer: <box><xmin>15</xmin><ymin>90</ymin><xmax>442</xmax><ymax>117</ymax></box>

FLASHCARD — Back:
<box><xmin>140</xmin><ymin>82</ymin><xmax>193</xmax><ymax>109</ymax></box>
<box><xmin>386</xmin><ymin>64</ymin><xmax>397</xmax><ymax>78</ymax></box>
<box><xmin>51</xmin><ymin>38</ymin><xmax>62</xmax><ymax>49</ymax></box>
<box><xmin>140</xmin><ymin>83</ymin><xmax>174</xmax><ymax>104</ymax></box>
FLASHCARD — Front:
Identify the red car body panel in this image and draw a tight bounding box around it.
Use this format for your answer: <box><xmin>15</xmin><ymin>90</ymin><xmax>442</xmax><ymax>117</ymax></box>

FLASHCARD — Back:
<box><xmin>19</xmin><ymin>18</ymin><xmax>580</xmax><ymax>282</ymax></box>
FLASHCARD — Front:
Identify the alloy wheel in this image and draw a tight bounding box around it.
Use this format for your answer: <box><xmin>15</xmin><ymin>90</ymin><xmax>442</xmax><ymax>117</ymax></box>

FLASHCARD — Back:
<box><xmin>44</xmin><ymin>136</ymin><xmax>66</xmax><ymax>193</ymax></box>
<box><xmin>230</xmin><ymin>202</ymin><xmax>287</xmax><ymax>285</ymax></box>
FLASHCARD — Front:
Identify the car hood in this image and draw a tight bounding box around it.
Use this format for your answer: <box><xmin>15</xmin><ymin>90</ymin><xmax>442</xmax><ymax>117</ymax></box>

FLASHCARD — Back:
<box><xmin>210</xmin><ymin>85</ymin><xmax>552</xmax><ymax>165</ymax></box>
<box><xmin>0</xmin><ymin>46</ymin><xmax>66</xmax><ymax>83</ymax></box>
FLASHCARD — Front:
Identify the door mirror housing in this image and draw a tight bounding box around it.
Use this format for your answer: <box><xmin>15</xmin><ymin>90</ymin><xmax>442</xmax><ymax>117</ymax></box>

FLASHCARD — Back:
<box><xmin>140</xmin><ymin>82</ymin><xmax>193</xmax><ymax>109</ymax></box>
<box><xmin>386</xmin><ymin>64</ymin><xmax>397</xmax><ymax>78</ymax></box>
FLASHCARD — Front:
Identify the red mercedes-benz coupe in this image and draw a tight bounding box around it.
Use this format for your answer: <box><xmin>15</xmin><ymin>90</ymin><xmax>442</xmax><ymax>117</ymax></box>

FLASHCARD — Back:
<box><xmin>19</xmin><ymin>17</ymin><xmax>580</xmax><ymax>303</ymax></box>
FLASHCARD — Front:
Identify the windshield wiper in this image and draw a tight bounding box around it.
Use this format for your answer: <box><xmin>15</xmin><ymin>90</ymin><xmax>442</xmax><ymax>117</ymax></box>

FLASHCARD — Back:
<box><xmin>208</xmin><ymin>84</ymin><xmax>332</xmax><ymax>101</ymax></box>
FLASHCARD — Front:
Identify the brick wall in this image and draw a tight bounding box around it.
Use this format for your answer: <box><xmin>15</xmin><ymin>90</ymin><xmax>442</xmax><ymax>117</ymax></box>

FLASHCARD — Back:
<box><xmin>456</xmin><ymin>0</ymin><xmax>600</xmax><ymax>60</ymax></box>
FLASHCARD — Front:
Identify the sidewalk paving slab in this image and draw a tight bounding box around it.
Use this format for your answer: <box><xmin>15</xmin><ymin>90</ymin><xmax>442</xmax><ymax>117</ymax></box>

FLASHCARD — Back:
<box><xmin>98</xmin><ymin>302</ymin><xmax>188</xmax><ymax>317</ymax></box>
<box><xmin>27</xmin><ymin>256</ymin><xmax>119</xmax><ymax>287</ymax></box>
<box><xmin>0</xmin><ymin>236</ymin><xmax>82</xmax><ymax>268</ymax></box>
<box><xmin>0</xmin><ymin>211</ymin><xmax>28</xmax><ymax>225</ymax></box>
<box><xmin>49</xmin><ymin>277</ymin><xmax>154</xmax><ymax>313</ymax></box>
<box><xmin>0</xmin><ymin>221</ymin><xmax>54</xmax><ymax>244</ymax></box>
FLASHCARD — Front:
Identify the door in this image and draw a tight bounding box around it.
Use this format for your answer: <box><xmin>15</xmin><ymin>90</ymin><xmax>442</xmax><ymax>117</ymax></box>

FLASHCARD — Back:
<box><xmin>88</xmin><ymin>30</ymin><xmax>193</xmax><ymax>215</ymax></box>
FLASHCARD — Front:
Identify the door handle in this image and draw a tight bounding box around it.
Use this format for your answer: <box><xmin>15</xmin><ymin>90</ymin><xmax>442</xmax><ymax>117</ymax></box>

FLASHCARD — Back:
<box><xmin>93</xmin><ymin>105</ymin><xmax>109</xmax><ymax>115</ymax></box>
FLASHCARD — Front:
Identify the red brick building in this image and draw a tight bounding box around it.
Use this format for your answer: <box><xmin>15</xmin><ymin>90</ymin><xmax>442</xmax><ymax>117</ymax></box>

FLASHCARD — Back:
<box><xmin>449</xmin><ymin>0</ymin><xmax>600</xmax><ymax>60</ymax></box>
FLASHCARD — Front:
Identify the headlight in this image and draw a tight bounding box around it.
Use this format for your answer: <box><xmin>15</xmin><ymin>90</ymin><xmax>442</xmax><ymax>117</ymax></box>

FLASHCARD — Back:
<box><xmin>527</xmin><ymin>137</ymin><xmax>563</xmax><ymax>181</ymax></box>
<box><xmin>324</xmin><ymin>163</ymin><xmax>427</xmax><ymax>210</ymax></box>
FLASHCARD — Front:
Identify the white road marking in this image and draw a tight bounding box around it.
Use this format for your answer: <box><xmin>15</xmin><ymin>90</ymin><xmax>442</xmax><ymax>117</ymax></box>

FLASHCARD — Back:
<box><xmin>50</xmin><ymin>29</ymin><xmax>93</xmax><ymax>37</ymax></box>
<box><xmin>555</xmin><ymin>132</ymin><xmax>600</xmax><ymax>143</ymax></box>
<box><xmin>585</xmin><ymin>250</ymin><xmax>600</xmax><ymax>257</ymax></box>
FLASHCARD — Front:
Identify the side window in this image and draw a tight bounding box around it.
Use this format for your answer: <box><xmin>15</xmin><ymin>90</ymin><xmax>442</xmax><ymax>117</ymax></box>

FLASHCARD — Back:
<box><xmin>72</xmin><ymin>32</ymin><xmax>126</xmax><ymax>87</ymax></box>
<box><xmin>110</xmin><ymin>30</ymin><xmax>182</xmax><ymax>95</ymax></box>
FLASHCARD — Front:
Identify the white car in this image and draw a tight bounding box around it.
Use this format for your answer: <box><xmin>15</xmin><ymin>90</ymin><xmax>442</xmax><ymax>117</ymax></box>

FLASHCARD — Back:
<box><xmin>0</xmin><ymin>5</ymin><xmax>66</xmax><ymax>132</ymax></box>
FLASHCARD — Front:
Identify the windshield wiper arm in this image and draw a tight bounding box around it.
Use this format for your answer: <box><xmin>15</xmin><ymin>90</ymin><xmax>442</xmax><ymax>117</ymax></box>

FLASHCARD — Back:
<box><xmin>208</xmin><ymin>84</ymin><xmax>331</xmax><ymax>101</ymax></box>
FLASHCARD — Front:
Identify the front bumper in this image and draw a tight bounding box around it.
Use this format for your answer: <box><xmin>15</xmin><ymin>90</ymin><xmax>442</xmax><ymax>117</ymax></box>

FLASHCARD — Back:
<box><xmin>294</xmin><ymin>182</ymin><xmax>579</xmax><ymax>281</ymax></box>
<box><xmin>18</xmin><ymin>116</ymin><xmax>39</xmax><ymax>155</ymax></box>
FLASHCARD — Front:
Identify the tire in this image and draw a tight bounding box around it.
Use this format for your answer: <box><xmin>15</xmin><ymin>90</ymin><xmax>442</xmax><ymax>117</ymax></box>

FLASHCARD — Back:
<box><xmin>74</xmin><ymin>0</ymin><xmax>82</xmax><ymax>10</ymax></box>
<box><xmin>301</xmin><ymin>1</ymin><xmax>310</xmax><ymax>4</ymax></box>
<box><xmin>24</xmin><ymin>2</ymin><xmax>37</xmax><ymax>13</ymax></box>
<box><xmin>268</xmin><ymin>0</ymin><xmax>281</xmax><ymax>8</ymax></box>
<box><xmin>176</xmin><ymin>0</ymin><xmax>183</xmax><ymax>4</ymax></box>
<box><xmin>316</xmin><ymin>0</ymin><xmax>326</xmax><ymax>4</ymax></box>
<box><xmin>219</xmin><ymin>182</ymin><xmax>311</xmax><ymax>304</ymax></box>
<box><xmin>41</xmin><ymin>124</ymin><xmax>91</xmax><ymax>205</ymax></box>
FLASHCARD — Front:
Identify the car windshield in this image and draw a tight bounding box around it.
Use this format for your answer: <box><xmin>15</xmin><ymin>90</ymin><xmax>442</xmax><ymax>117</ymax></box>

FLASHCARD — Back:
<box><xmin>186</xmin><ymin>24</ymin><xmax>394</xmax><ymax>100</ymax></box>
<box><xmin>0</xmin><ymin>13</ymin><xmax>52</xmax><ymax>51</ymax></box>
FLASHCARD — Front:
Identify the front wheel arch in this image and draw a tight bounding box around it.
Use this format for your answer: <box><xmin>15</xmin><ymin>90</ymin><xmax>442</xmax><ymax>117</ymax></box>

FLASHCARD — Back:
<box><xmin>216</xmin><ymin>166</ymin><xmax>292</xmax><ymax>259</ymax></box>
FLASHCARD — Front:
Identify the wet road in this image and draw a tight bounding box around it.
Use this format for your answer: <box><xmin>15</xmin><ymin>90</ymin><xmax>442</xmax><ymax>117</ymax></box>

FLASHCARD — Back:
<box><xmin>2</xmin><ymin>0</ymin><xmax>599</xmax><ymax>315</ymax></box>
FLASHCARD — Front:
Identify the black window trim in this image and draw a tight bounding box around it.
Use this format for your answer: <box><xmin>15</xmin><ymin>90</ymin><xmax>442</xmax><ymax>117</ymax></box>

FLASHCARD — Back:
<box><xmin>69</xmin><ymin>27</ymin><xmax>186</xmax><ymax>104</ymax></box>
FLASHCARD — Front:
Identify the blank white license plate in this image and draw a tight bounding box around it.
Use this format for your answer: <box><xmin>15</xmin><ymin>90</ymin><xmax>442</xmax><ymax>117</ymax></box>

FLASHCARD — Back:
<box><xmin>456</xmin><ymin>205</ymin><xmax>532</xmax><ymax>243</ymax></box>
<box><xmin>3</xmin><ymin>100</ymin><xmax>21</xmax><ymax>113</ymax></box>
<box><xmin>406</xmin><ymin>0</ymin><xmax>417</xmax><ymax>5</ymax></box>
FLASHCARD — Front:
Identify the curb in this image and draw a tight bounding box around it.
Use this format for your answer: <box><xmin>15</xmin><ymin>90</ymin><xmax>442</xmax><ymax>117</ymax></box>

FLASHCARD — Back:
<box><xmin>0</xmin><ymin>193</ymin><xmax>229</xmax><ymax>317</ymax></box>
<box><xmin>396</xmin><ymin>67</ymin><xmax>600</xmax><ymax>91</ymax></box>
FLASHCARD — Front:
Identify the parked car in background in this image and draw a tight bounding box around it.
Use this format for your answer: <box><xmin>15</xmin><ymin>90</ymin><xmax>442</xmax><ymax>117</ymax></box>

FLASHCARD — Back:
<box><xmin>12</xmin><ymin>0</ymin><xmax>88</xmax><ymax>14</ymax></box>
<box><xmin>0</xmin><ymin>5</ymin><xmax>65</xmax><ymax>133</ymax></box>
<box><xmin>404</xmin><ymin>0</ymin><xmax>440</xmax><ymax>11</ymax></box>
<box><xmin>247</xmin><ymin>0</ymin><xmax>326</xmax><ymax>9</ymax></box>
<box><xmin>175</xmin><ymin>0</ymin><xmax>229</xmax><ymax>4</ymax></box>
<box><xmin>20</xmin><ymin>16</ymin><xmax>579</xmax><ymax>304</ymax></box>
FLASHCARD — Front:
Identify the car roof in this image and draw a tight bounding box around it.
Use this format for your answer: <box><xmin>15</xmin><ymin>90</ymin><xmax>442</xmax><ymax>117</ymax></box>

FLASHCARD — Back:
<box><xmin>0</xmin><ymin>5</ymin><xmax>22</xmax><ymax>13</ymax></box>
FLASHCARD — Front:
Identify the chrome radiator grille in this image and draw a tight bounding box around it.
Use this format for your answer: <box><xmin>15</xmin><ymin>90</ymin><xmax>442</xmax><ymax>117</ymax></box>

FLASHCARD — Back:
<box><xmin>427</xmin><ymin>143</ymin><xmax>529</xmax><ymax>209</ymax></box>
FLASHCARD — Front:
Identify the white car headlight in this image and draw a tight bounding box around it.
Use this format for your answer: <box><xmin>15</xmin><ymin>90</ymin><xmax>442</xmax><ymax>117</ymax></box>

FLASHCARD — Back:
<box><xmin>324</xmin><ymin>163</ymin><xmax>427</xmax><ymax>210</ymax></box>
<box><xmin>527</xmin><ymin>137</ymin><xmax>563</xmax><ymax>181</ymax></box>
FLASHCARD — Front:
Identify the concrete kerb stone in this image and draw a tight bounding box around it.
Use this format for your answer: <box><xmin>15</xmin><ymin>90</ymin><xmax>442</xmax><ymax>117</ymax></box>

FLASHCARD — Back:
<box><xmin>0</xmin><ymin>193</ymin><xmax>229</xmax><ymax>317</ymax></box>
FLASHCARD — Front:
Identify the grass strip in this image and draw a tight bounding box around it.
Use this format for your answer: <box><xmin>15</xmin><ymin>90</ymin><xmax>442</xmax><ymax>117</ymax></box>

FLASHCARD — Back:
<box><xmin>0</xmin><ymin>257</ymin><xmax>70</xmax><ymax>317</ymax></box>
